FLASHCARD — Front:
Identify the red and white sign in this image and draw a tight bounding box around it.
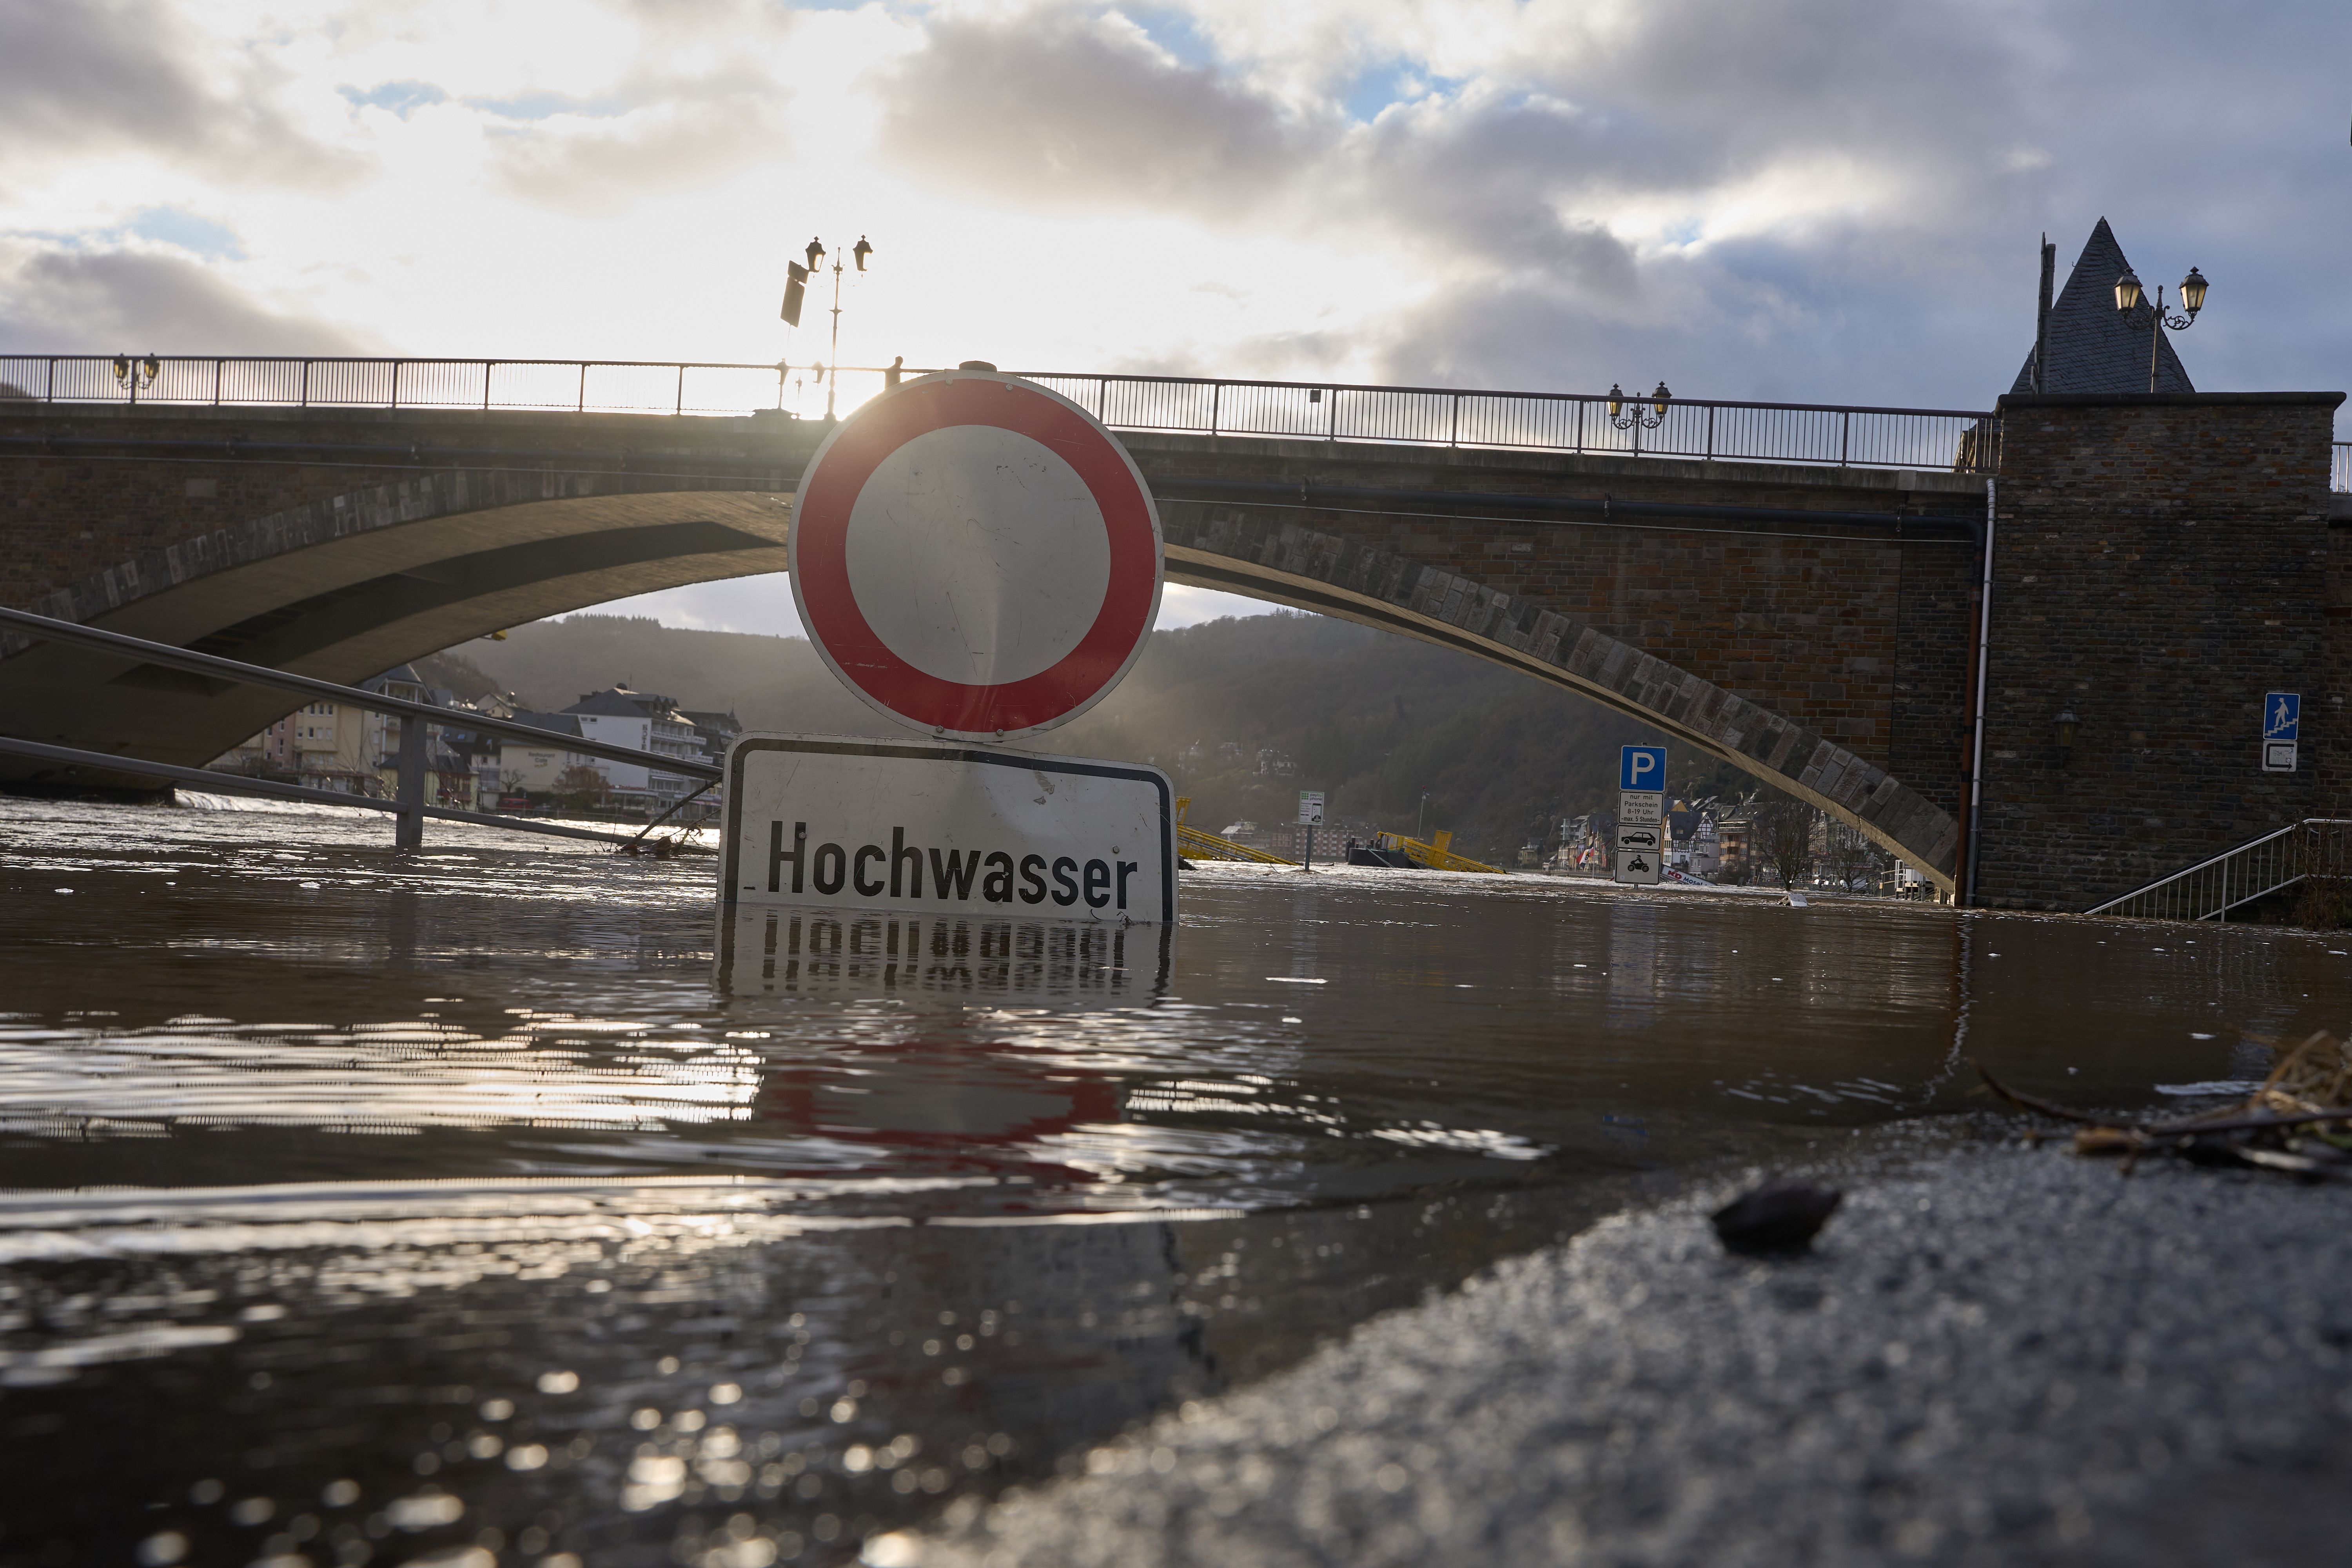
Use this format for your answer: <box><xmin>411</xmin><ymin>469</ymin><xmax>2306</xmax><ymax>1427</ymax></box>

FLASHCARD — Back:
<box><xmin>788</xmin><ymin>369</ymin><xmax>1162</xmax><ymax>740</ymax></box>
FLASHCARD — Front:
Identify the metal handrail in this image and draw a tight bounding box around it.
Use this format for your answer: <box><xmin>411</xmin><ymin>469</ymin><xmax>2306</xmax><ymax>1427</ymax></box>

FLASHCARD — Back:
<box><xmin>2085</xmin><ymin>818</ymin><xmax>2352</xmax><ymax>921</ymax></box>
<box><xmin>0</xmin><ymin>354</ymin><xmax>2004</xmax><ymax>474</ymax></box>
<box><xmin>0</xmin><ymin>735</ymin><xmax>648</xmax><ymax>845</ymax></box>
<box><xmin>0</xmin><ymin>604</ymin><xmax>719</xmax><ymax>784</ymax></box>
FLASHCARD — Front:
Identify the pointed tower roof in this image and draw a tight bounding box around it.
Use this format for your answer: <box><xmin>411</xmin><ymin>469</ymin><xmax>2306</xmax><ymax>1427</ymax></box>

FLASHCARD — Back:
<box><xmin>2011</xmin><ymin>218</ymin><xmax>2194</xmax><ymax>395</ymax></box>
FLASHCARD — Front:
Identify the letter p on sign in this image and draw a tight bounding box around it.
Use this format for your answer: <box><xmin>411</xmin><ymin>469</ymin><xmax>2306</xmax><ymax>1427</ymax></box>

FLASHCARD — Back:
<box><xmin>1620</xmin><ymin>746</ymin><xmax>1667</xmax><ymax>791</ymax></box>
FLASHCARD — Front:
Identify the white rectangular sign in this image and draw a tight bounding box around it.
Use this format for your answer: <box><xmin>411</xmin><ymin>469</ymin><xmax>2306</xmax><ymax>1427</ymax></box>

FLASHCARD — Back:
<box><xmin>719</xmin><ymin>734</ymin><xmax>1177</xmax><ymax>932</ymax></box>
<box><xmin>1614</xmin><ymin>843</ymin><xmax>1662</xmax><ymax>885</ymax></box>
<box><xmin>1298</xmin><ymin>791</ymin><xmax>1325</xmax><ymax>826</ymax></box>
<box><xmin>2264</xmin><ymin>739</ymin><xmax>2298</xmax><ymax>773</ymax></box>
<box><xmin>1618</xmin><ymin>789</ymin><xmax>1663</xmax><ymax>826</ymax></box>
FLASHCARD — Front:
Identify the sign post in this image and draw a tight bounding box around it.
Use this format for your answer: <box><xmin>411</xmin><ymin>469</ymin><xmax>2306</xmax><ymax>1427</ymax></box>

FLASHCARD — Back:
<box><xmin>1298</xmin><ymin>790</ymin><xmax>1325</xmax><ymax>871</ymax></box>
<box><xmin>722</xmin><ymin>367</ymin><xmax>1176</xmax><ymax>939</ymax></box>
<box><xmin>1615</xmin><ymin>745</ymin><xmax>1666</xmax><ymax>886</ymax></box>
<box><xmin>2263</xmin><ymin>691</ymin><xmax>2300</xmax><ymax>773</ymax></box>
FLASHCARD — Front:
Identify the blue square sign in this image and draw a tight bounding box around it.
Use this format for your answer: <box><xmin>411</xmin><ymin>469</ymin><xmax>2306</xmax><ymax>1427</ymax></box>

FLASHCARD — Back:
<box><xmin>2265</xmin><ymin>692</ymin><xmax>2300</xmax><ymax>742</ymax></box>
<box><xmin>1619</xmin><ymin>745</ymin><xmax>1668</xmax><ymax>792</ymax></box>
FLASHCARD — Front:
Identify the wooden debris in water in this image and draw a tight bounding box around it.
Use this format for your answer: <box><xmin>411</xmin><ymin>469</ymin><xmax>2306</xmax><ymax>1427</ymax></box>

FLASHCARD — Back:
<box><xmin>1975</xmin><ymin>1031</ymin><xmax>2352</xmax><ymax>1178</ymax></box>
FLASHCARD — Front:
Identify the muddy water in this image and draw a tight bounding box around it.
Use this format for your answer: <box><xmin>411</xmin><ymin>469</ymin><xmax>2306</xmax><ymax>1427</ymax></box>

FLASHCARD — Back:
<box><xmin>2</xmin><ymin>795</ymin><xmax>2345</xmax><ymax>1567</ymax></box>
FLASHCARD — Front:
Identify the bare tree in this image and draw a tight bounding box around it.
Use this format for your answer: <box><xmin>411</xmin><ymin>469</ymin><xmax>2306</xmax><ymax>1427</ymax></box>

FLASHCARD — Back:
<box><xmin>1823</xmin><ymin>819</ymin><xmax>1881</xmax><ymax>890</ymax></box>
<box><xmin>552</xmin><ymin>763</ymin><xmax>608</xmax><ymax>809</ymax></box>
<box><xmin>1755</xmin><ymin>800</ymin><xmax>1817</xmax><ymax>889</ymax></box>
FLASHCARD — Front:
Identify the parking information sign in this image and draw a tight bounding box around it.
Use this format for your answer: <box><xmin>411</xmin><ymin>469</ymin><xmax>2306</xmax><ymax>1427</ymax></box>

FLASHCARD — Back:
<box><xmin>1298</xmin><ymin>791</ymin><xmax>1325</xmax><ymax>826</ymax></box>
<box><xmin>1616</xmin><ymin>745</ymin><xmax>1667</xmax><ymax>886</ymax></box>
<box><xmin>2264</xmin><ymin>691</ymin><xmax>2300</xmax><ymax>773</ymax></box>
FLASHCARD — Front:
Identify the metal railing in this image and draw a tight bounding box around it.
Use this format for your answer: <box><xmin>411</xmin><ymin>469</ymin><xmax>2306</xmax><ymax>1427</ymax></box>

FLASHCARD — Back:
<box><xmin>0</xmin><ymin>604</ymin><xmax>718</xmax><ymax>853</ymax></box>
<box><xmin>2086</xmin><ymin>819</ymin><xmax>2352</xmax><ymax>922</ymax></box>
<box><xmin>0</xmin><ymin>354</ymin><xmax>2002</xmax><ymax>474</ymax></box>
<box><xmin>1023</xmin><ymin>372</ymin><xmax>1999</xmax><ymax>472</ymax></box>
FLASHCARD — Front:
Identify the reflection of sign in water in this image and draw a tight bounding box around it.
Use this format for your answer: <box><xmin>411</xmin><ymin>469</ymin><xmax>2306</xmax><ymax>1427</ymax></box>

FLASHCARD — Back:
<box><xmin>720</xmin><ymin>735</ymin><xmax>1176</xmax><ymax>926</ymax></box>
<box><xmin>719</xmin><ymin>906</ymin><xmax>1172</xmax><ymax>1000</ymax></box>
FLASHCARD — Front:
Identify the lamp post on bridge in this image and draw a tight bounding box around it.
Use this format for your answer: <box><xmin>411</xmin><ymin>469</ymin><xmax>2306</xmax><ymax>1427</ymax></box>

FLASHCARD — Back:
<box><xmin>786</xmin><ymin>234</ymin><xmax>873</xmax><ymax>421</ymax></box>
<box><xmin>1606</xmin><ymin>381</ymin><xmax>1672</xmax><ymax>452</ymax></box>
<box><xmin>2113</xmin><ymin>265</ymin><xmax>2208</xmax><ymax>394</ymax></box>
<box><xmin>111</xmin><ymin>354</ymin><xmax>159</xmax><ymax>403</ymax></box>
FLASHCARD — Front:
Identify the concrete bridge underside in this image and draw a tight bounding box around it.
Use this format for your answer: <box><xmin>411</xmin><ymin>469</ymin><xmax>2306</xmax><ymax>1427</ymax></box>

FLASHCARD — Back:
<box><xmin>0</xmin><ymin>405</ymin><xmax>1982</xmax><ymax>889</ymax></box>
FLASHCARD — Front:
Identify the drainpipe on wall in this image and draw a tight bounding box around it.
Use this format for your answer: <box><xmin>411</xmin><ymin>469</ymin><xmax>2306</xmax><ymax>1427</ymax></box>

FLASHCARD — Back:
<box><xmin>1962</xmin><ymin>477</ymin><xmax>1997</xmax><ymax>905</ymax></box>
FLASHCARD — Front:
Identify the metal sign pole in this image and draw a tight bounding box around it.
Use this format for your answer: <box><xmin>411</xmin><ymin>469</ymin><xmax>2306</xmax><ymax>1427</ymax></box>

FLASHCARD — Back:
<box><xmin>394</xmin><ymin>713</ymin><xmax>427</xmax><ymax>849</ymax></box>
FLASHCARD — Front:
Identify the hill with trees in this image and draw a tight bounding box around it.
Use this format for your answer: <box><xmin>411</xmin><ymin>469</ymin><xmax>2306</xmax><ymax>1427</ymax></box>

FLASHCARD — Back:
<box><xmin>432</xmin><ymin>610</ymin><xmax>1772</xmax><ymax>861</ymax></box>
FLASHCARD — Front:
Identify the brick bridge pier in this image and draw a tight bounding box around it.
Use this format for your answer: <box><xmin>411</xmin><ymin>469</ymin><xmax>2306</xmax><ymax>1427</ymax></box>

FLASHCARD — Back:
<box><xmin>0</xmin><ymin>385</ymin><xmax>2341</xmax><ymax>910</ymax></box>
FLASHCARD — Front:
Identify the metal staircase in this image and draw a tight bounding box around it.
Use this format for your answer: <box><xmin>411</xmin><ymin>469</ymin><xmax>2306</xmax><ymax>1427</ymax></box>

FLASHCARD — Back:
<box><xmin>2086</xmin><ymin>819</ymin><xmax>2352</xmax><ymax>922</ymax></box>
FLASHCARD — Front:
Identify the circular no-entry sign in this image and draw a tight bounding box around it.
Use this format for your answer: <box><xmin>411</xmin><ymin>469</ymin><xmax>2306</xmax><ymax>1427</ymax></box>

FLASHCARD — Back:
<box><xmin>788</xmin><ymin>369</ymin><xmax>1162</xmax><ymax>741</ymax></box>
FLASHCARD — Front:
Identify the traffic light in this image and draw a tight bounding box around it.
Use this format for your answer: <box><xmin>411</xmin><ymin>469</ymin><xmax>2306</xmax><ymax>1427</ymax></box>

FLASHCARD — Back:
<box><xmin>781</xmin><ymin>261</ymin><xmax>808</xmax><ymax>327</ymax></box>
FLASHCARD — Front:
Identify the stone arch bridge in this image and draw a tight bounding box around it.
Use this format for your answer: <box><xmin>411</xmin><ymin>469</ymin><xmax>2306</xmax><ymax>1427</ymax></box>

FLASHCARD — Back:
<box><xmin>2</xmin><ymin>377</ymin><xmax>2340</xmax><ymax>910</ymax></box>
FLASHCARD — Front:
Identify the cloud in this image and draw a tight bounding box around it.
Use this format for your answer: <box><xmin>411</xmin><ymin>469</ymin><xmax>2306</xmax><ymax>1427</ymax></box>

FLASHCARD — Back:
<box><xmin>0</xmin><ymin>0</ymin><xmax>361</xmax><ymax>188</ymax></box>
<box><xmin>872</xmin><ymin>9</ymin><xmax>1317</xmax><ymax>214</ymax></box>
<box><xmin>487</xmin><ymin>83</ymin><xmax>795</xmax><ymax>211</ymax></box>
<box><xmin>0</xmin><ymin>247</ymin><xmax>374</xmax><ymax>356</ymax></box>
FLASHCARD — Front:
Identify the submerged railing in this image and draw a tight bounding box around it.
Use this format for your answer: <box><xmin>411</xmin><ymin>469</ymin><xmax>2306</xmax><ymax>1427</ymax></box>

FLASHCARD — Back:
<box><xmin>0</xmin><ymin>354</ymin><xmax>2004</xmax><ymax>474</ymax></box>
<box><xmin>2086</xmin><ymin>819</ymin><xmax>2352</xmax><ymax>922</ymax></box>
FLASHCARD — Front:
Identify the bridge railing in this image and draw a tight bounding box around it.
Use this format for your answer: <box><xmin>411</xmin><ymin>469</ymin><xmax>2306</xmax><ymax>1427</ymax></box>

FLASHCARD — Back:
<box><xmin>5</xmin><ymin>353</ymin><xmax>2008</xmax><ymax>474</ymax></box>
<box><xmin>0</xmin><ymin>354</ymin><xmax>876</xmax><ymax>422</ymax></box>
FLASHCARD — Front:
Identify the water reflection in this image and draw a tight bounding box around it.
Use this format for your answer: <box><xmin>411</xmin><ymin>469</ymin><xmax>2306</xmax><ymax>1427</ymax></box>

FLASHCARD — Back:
<box><xmin>719</xmin><ymin>909</ymin><xmax>1171</xmax><ymax>1001</ymax></box>
<box><xmin>5</xmin><ymin>796</ymin><xmax>2352</xmax><ymax>1564</ymax></box>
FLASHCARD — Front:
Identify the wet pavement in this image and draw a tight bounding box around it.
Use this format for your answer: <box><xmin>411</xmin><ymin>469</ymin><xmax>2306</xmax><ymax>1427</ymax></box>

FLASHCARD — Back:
<box><xmin>2</xmin><ymin>793</ymin><xmax>2347</xmax><ymax>1567</ymax></box>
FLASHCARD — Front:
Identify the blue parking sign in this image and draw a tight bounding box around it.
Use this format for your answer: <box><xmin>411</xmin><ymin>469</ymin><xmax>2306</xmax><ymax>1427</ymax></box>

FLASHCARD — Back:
<box><xmin>1619</xmin><ymin>745</ymin><xmax>1668</xmax><ymax>791</ymax></box>
<box><xmin>2265</xmin><ymin>692</ymin><xmax>2300</xmax><ymax>741</ymax></box>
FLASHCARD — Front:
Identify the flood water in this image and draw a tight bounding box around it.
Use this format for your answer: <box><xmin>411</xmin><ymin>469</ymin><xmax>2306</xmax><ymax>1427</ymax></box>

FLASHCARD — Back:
<box><xmin>4</xmin><ymin>793</ymin><xmax>2348</xmax><ymax>1568</ymax></box>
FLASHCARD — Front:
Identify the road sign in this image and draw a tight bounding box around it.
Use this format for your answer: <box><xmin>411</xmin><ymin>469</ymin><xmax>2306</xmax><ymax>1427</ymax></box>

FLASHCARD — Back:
<box><xmin>1298</xmin><ymin>791</ymin><xmax>1325</xmax><ymax>826</ymax></box>
<box><xmin>788</xmin><ymin>369</ymin><xmax>1163</xmax><ymax>742</ymax></box>
<box><xmin>1614</xmin><ymin>840</ymin><xmax>1661</xmax><ymax>886</ymax></box>
<box><xmin>2265</xmin><ymin>692</ymin><xmax>2300</xmax><ymax>742</ymax></box>
<box><xmin>719</xmin><ymin>733</ymin><xmax>1176</xmax><ymax>926</ymax></box>
<box><xmin>2265</xmin><ymin>740</ymin><xmax>2299</xmax><ymax>773</ymax></box>
<box><xmin>1619</xmin><ymin>746</ymin><xmax>1667</xmax><ymax>792</ymax></box>
<box><xmin>1618</xmin><ymin>791</ymin><xmax>1663</xmax><ymax>826</ymax></box>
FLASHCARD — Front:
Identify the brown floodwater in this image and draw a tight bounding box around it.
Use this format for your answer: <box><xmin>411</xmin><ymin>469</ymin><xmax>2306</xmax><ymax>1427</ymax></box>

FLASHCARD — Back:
<box><xmin>2</xmin><ymin>792</ymin><xmax>2347</xmax><ymax>1568</ymax></box>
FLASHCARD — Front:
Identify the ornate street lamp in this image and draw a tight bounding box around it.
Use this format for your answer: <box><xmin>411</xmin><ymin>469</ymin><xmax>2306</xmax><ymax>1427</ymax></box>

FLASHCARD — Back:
<box><xmin>111</xmin><ymin>353</ymin><xmax>160</xmax><ymax>401</ymax></box>
<box><xmin>2114</xmin><ymin>265</ymin><xmax>2208</xmax><ymax>394</ymax></box>
<box><xmin>781</xmin><ymin>234</ymin><xmax>876</xmax><ymax>420</ymax></box>
<box><xmin>1606</xmin><ymin>381</ymin><xmax>1672</xmax><ymax>431</ymax></box>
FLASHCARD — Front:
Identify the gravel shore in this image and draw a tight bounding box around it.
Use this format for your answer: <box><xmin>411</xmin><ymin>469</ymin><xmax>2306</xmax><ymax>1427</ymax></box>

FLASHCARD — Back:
<box><xmin>872</xmin><ymin>1126</ymin><xmax>2352</xmax><ymax>1567</ymax></box>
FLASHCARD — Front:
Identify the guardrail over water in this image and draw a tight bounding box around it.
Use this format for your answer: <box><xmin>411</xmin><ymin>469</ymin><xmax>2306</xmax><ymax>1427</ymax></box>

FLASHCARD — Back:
<box><xmin>2</xmin><ymin>353</ymin><xmax>2005</xmax><ymax>475</ymax></box>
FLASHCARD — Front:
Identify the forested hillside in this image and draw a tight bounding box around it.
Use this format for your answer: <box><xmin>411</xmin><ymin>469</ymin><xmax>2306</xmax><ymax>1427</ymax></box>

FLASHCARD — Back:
<box><xmin>436</xmin><ymin>612</ymin><xmax>1769</xmax><ymax>859</ymax></box>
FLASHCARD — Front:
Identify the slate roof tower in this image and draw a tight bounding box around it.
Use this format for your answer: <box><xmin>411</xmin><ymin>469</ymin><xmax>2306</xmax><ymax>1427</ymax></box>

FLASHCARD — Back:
<box><xmin>2011</xmin><ymin>218</ymin><xmax>2194</xmax><ymax>395</ymax></box>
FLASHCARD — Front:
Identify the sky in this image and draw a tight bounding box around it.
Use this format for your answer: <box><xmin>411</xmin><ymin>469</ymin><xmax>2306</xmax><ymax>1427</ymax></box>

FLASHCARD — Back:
<box><xmin>5</xmin><ymin>0</ymin><xmax>2348</xmax><ymax>635</ymax></box>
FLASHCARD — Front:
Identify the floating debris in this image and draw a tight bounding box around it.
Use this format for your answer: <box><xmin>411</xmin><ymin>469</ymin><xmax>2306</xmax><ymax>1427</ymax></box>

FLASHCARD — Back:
<box><xmin>1978</xmin><ymin>1031</ymin><xmax>2352</xmax><ymax>1178</ymax></box>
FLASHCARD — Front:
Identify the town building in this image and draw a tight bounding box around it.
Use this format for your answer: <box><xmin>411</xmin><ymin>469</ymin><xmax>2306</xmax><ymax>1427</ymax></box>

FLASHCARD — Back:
<box><xmin>494</xmin><ymin>711</ymin><xmax>596</xmax><ymax>799</ymax></box>
<box><xmin>560</xmin><ymin>687</ymin><xmax>704</xmax><ymax>813</ymax></box>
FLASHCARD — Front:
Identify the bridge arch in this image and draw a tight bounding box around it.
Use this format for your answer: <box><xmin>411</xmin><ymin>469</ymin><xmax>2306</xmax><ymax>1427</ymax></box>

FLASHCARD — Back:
<box><xmin>1</xmin><ymin>456</ymin><xmax>1958</xmax><ymax>890</ymax></box>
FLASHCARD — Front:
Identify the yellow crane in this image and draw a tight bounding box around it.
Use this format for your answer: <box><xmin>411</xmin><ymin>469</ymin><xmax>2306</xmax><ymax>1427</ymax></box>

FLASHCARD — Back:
<box><xmin>1372</xmin><ymin>828</ymin><xmax>1510</xmax><ymax>875</ymax></box>
<box><xmin>1173</xmin><ymin>797</ymin><xmax>1298</xmax><ymax>866</ymax></box>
